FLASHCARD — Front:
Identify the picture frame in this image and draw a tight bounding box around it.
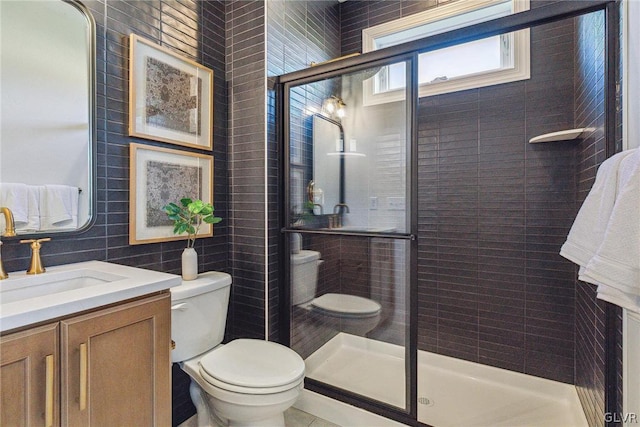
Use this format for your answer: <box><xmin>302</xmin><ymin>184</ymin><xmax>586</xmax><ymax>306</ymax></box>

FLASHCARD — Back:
<box><xmin>129</xmin><ymin>143</ymin><xmax>214</xmax><ymax>245</ymax></box>
<box><xmin>129</xmin><ymin>34</ymin><xmax>213</xmax><ymax>150</ymax></box>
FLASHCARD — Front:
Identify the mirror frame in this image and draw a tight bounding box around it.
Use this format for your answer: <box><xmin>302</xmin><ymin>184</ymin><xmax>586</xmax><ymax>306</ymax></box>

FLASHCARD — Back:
<box><xmin>7</xmin><ymin>0</ymin><xmax>97</xmax><ymax>238</ymax></box>
<box><xmin>312</xmin><ymin>114</ymin><xmax>345</xmax><ymax>209</ymax></box>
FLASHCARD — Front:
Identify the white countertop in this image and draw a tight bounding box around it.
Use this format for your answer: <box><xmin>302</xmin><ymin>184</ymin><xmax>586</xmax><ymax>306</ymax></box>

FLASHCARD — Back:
<box><xmin>0</xmin><ymin>260</ymin><xmax>180</xmax><ymax>333</ymax></box>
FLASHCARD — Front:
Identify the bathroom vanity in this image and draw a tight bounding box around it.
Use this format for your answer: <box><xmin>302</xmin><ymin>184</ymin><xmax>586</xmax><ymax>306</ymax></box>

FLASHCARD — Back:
<box><xmin>0</xmin><ymin>261</ymin><xmax>179</xmax><ymax>426</ymax></box>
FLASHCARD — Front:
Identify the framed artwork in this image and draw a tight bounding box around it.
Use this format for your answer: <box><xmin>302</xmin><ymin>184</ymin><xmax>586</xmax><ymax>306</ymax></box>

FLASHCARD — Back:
<box><xmin>129</xmin><ymin>143</ymin><xmax>214</xmax><ymax>245</ymax></box>
<box><xmin>128</xmin><ymin>34</ymin><xmax>213</xmax><ymax>150</ymax></box>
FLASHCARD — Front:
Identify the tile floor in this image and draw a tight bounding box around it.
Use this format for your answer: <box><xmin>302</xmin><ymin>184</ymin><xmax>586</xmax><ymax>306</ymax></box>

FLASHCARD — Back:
<box><xmin>285</xmin><ymin>407</ymin><xmax>341</xmax><ymax>427</ymax></box>
<box><xmin>179</xmin><ymin>408</ymin><xmax>340</xmax><ymax>427</ymax></box>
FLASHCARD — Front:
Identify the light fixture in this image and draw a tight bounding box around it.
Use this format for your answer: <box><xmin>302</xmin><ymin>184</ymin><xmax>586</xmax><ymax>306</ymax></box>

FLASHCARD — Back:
<box><xmin>322</xmin><ymin>96</ymin><xmax>346</xmax><ymax>119</ymax></box>
<box><xmin>336</xmin><ymin>99</ymin><xmax>346</xmax><ymax>118</ymax></box>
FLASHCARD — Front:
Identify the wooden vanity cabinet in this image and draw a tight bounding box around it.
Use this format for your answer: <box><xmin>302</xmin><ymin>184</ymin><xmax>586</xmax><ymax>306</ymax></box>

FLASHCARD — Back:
<box><xmin>61</xmin><ymin>293</ymin><xmax>171</xmax><ymax>426</ymax></box>
<box><xmin>0</xmin><ymin>323</ymin><xmax>60</xmax><ymax>427</ymax></box>
<box><xmin>0</xmin><ymin>292</ymin><xmax>171</xmax><ymax>427</ymax></box>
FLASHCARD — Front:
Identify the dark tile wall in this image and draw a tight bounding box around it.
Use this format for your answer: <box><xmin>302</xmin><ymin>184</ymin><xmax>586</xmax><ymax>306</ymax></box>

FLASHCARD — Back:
<box><xmin>340</xmin><ymin>1</ymin><xmax>581</xmax><ymax>383</ymax></box>
<box><xmin>416</xmin><ymin>15</ymin><xmax>578</xmax><ymax>380</ymax></box>
<box><xmin>340</xmin><ymin>0</ymin><xmax>621</xmax><ymax>420</ymax></box>
<box><xmin>572</xmin><ymin>10</ymin><xmax>622</xmax><ymax>427</ymax></box>
<box><xmin>225</xmin><ymin>0</ymin><xmax>267</xmax><ymax>341</ymax></box>
<box><xmin>266</xmin><ymin>0</ymin><xmax>341</xmax><ymax>342</ymax></box>
<box><xmin>2</xmin><ymin>2</ymin><xmax>228</xmax><ymax>426</ymax></box>
<box><xmin>341</xmin><ymin>0</ymin><xmax>445</xmax><ymax>55</ymax></box>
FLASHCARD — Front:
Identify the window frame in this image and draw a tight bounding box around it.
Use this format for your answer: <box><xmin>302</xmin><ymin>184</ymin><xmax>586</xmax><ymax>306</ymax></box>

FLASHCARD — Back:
<box><xmin>362</xmin><ymin>0</ymin><xmax>530</xmax><ymax>104</ymax></box>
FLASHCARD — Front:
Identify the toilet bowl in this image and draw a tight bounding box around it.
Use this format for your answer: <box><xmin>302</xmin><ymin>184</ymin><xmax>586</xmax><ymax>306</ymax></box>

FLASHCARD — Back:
<box><xmin>171</xmin><ymin>273</ymin><xmax>304</xmax><ymax>427</ymax></box>
<box><xmin>292</xmin><ymin>250</ymin><xmax>382</xmax><ymax>335</ymax></box>
<box><xmin>311</xmin><ymin>292</ymin><xmax>382</xmax><ymax>336</ymax></box>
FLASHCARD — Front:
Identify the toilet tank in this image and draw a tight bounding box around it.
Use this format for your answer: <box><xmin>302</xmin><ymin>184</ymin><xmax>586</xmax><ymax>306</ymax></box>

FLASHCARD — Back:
<box><xmin>291</xmin><ymin>250</ymin><xmax>320</xmax><ymax>305</ymax></box>
<box><xmin>170</xmin><ymin>272</ymin><xmax>232</xmax><ymax>363</ymax></box>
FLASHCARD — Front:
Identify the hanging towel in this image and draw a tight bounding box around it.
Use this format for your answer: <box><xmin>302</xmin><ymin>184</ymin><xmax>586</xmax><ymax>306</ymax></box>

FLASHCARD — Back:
<box><xmin>0</xmin><ymin>182</ymin><xmax>29</xmax><ymax>228</ymax></box>
<box><xmin>595</xmin><ymin>285</ymin><xmax>640</xmax><ymax>313</ymax></box>
<box><xmin>0</xmin><ymin>183</ymin><xmax>42</xmax><ymax>232</ymax></box>
<box><xmin>579</xmin><ymin>148</ymin><xmax>640</xmax><ymax>303</ymax></box>
<box><xmin>39</xmin><ymin>184</ymin><xmax>79</xmax><ymax>230</ymax></box>
<box><xmin>24</xmin><ymin>185</ymin><xmax>41</xmax><ymax>231</ymax></box>
<box><xmin>559</xmin><ymin>149</ymin><xmax>635</xmax><ymax>267</ymax></box>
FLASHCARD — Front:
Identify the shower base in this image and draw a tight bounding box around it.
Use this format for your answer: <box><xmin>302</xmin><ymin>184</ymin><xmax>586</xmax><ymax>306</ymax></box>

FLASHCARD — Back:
<box><xmin>305</xmin><ymin>333</ymin><xmax>588</xmax><ymax>427</ymax></box>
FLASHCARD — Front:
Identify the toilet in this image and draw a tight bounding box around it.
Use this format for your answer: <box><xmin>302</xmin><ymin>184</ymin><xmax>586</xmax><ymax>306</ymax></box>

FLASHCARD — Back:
<box><xmin>171</xmin><ymin>272</ymin><xmax>305</xmax><ymax>427</ymax></box>
<box><xmin>292</xmin><ymin>250</ymin><xmax>382</xmax><ymax>335</ymax></box>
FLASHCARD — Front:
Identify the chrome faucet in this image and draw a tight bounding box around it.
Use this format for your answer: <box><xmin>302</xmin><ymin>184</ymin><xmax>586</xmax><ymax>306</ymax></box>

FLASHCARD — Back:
<box><xmin>0</xmin><ymin>207</ymin><xmax>16</xmax><ymax>280</ymax></box>
<box><xmin>333</xmin><ymin>203</ymin><xmax>350</xmax><ymax>215</ymax></box>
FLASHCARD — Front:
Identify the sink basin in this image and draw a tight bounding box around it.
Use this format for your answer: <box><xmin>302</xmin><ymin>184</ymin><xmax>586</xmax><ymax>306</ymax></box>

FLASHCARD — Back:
<box><xmin>0</xmin><ymin>260</ymin><xmax>180</xmax><ymax>332</ymax></box>
<box><xmin>0</xmin><ymin>269</ymin><xmax>126</xmax><ymax>304</ymax></box>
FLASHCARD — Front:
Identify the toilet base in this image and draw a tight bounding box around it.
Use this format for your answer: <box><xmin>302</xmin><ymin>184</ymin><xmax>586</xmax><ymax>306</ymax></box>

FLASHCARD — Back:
<box><xmin>186</xmin><ymin>371</ymin><xmax>300</xmax><ymax>427</ymax></box>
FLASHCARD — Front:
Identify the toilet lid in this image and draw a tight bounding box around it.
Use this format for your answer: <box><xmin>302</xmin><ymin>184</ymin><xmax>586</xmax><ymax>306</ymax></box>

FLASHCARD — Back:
<box><xmin>199</xmin><ymin>339</ymin><xmax>305</xmax><ymax>389</ymax></box>
<box><xmin>312</xmin><ymin>293</ymin><xmax>382</xmax><ymax>317</ymax></box>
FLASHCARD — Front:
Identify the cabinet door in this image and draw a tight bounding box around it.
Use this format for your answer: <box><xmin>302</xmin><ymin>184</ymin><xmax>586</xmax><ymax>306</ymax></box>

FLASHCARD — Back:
<box><xmin>61</xmin><ymin>293</ymin><xmax>171</xmax><ymax>427</ymax></box>
<box><xmin>1</xmin><ymin>323</ymin><xmax>59</xmax><ymax>427</ymax></box>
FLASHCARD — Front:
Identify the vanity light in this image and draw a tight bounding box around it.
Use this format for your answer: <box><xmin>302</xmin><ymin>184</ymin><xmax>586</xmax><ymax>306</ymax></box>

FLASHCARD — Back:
<box><xmin>322</xmin><ymin>96</ymin><xmax>346</xmax><ymax>119</ymax></box>
<box><xmin>336</xmin><ymin>99</ymin><xmax>346</xmax><ymax>118</ymax></box>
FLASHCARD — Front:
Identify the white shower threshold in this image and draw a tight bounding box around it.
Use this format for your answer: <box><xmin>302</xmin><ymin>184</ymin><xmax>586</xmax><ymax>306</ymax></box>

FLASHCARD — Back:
<box><xmin>301</xmin><ymin>333</ymin><xmax>588</xmax><ymax>427</ymax></box>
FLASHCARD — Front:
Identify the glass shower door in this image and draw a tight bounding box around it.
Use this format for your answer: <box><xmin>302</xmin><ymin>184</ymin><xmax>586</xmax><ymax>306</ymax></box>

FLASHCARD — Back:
<box><xmin>284</xmin><ymin>59</ymin><xmax>416</xmax><ymax>414</ymax></box>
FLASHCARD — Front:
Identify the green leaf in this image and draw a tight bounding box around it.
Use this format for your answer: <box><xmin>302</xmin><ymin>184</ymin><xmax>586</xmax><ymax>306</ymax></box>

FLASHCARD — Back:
<box><xmin>203</xmin><ymin>216</ymin><xmax>222</xmax><ymax>224</ymax></box>
<box><xmin>177</xmin><ymin>223</ymin><xmax>188</xmax><ymax>234</ymax></box>
<box><xmin>189</xmin><ymin>200</ymin><xmax>205</xmax><ymax>214</ymax></box>
<box><xmin>164</xmin><ymin>198</ymin><xmax>222</xmax><ymax>241</ymax></box>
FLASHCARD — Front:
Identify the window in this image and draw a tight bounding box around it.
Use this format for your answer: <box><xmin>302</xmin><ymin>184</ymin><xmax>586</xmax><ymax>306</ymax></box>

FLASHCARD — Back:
<box><xmin>362</xmin><ymin>0</ymin><xmax>530</xmax><ymax>103</ymax></box>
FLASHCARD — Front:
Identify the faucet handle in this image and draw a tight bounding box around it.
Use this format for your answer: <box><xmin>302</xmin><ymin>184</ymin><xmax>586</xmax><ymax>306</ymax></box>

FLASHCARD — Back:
<box><xmin>20</xmin><ymin>238</ymin><xmax>51</xmax><ymax>275</ymax></box>
<box><xmin>20</xmin><ymin>238</ymin><xmax>52</xmax><ymax>246</ymax></box>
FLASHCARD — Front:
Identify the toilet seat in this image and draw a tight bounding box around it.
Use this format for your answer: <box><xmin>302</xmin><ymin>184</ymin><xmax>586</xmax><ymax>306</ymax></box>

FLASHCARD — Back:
<box><xmin>312</xmin><ymin>293</ymin><xmax>381</xmax><ymax>318</ymax></box>
<box><xmin>199</xmin><ymin>339</ymin><xmax>305</xmax><ymax>395</ymax></box>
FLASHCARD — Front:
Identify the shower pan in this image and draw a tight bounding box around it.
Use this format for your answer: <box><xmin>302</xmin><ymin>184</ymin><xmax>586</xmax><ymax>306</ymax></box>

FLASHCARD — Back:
<box><xmin>278</xmin><ymin>2</ymin><xmax>619</xmax><ymax>426</ymax></box>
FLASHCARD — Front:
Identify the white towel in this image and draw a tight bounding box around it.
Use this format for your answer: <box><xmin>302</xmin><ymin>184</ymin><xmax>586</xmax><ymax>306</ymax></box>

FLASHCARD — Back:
<box><xmin>0</xmin><ymin>183</ymin><xmax>42</xmax><ymax>232</ymax></box>
<box><xmin>24</xmin><ymin>185</ymin><xmax>41</xmax><ymax>231</ymax></box>
<box><xmin>39</xmin><ymin>184</ymin><xmax>79</xmax><ymax>230</ymax></box>
<box><xmin>559</xmin><ymin>149</ymin><xmax>635</xmax><ymax>267</ymax></box>
<box><xmin>595</xmin><ymin>285</ymin><xmax>640</xmax><ymax>313</ymax></box>
<box><xmin>0</xmin><ymin>182</ymin><xmax>29</xmax><ymax>227</ymax></box>
<box><xmin>579</xmin><ymin>148</ymin><xmax>640</xmax><ymax>297</ymax></box>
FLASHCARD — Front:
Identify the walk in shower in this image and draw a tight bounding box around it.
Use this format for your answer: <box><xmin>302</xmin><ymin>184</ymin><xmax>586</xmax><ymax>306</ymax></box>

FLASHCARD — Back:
<box><xmin>279</xmin><ymin>2</ymin><xmax>619</xmax><ymax>426</ymax></box>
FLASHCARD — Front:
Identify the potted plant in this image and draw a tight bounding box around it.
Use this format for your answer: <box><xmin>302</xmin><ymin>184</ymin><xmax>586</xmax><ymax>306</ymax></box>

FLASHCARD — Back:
<box><xmin>163</xmin><ymin>198</ymin><xmax>222</xmax><ymax>280</ymax></box>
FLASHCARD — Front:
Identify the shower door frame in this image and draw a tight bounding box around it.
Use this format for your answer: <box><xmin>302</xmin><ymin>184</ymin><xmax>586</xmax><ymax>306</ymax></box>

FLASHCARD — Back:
<box><xmin>277</xmin><ymin>1</ymin><xmax>620</xmax><ymax>425</ymax></box>
<box><xmin>280</xmin><ymin>53</ymin><xmax>421</xmax><ymax>422</ymax></box>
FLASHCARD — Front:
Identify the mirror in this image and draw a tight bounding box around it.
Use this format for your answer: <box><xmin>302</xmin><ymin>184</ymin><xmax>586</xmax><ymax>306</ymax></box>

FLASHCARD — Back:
<box><xmin>312</xmin><ymin>114</ymin><xmax>343</xmax><ymax>215</ymax></box>
<box><xmin>0</xmin><ymin>0</ymin><xmax>95</xmax><ymax>235</ymax></box>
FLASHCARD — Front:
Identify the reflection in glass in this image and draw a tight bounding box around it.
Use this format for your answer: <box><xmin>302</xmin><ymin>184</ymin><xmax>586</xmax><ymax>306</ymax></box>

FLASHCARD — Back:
<box><xmin>288</xmin><ymin>63</ymin><xmax>410</xmax><ymax>410</ymax></box>
<box><xmin>289</xmin><ymin>64</ymin><xmax>408</xmax><ymax>234</ymax></box>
